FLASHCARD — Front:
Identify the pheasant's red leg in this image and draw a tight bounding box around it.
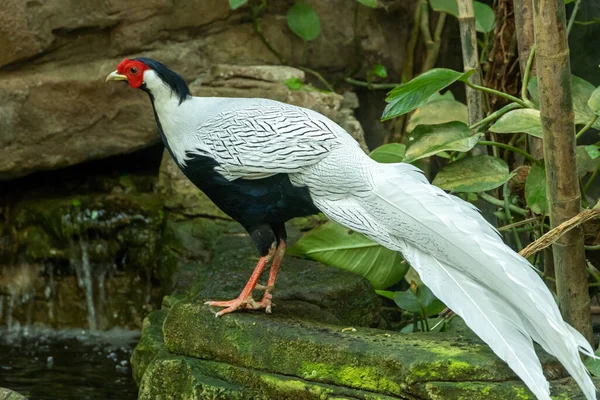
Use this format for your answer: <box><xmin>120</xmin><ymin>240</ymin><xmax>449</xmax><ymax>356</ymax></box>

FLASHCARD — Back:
<box><xmin>205</xmin><ymin>245</ymin><xmax>275</xmax><ymax>317</ymax></box>
<box><xmin>256</xmin><ymin>240</ymin><xmax>286</xmax><ymax>313</ymax></box>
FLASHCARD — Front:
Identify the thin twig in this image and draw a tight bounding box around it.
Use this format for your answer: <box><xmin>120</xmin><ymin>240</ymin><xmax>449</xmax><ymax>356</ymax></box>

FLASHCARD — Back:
<box><xmin>521</xmin><ymin>44</ymin><xmax>536</xmax><ymax>105</ymax></box>
<box><xmin>498</xmin><ymin>216</ymin><xmax>542</xmax><ymax>232</ymax></box>
<box><xmin>469</xmin><ymin>103</ymin><xmax>522</xmax><ymax>130</ymax></box>
<box><xmin>478</xmin><ymin>192</ymin><xmax>529</xmax><ymax>216</ymax></box>
<box><xmin>477</xmin><ymin>140</ymin><xmax>537</xmax><ymax>163</ymax></box>
<box><xmin>345</xmin><ymin>78</ymin><xmax>398</xmax><ymax>90</ymax></box>
<box><xmin>520</xmin><ymin>207</ymin><xmax>600</xmax><ymax>258</ymax></box>
<box><xmin>465</xmin><ymin>81</ymin><xmax>530</xmax><ymax>108</ymax></box>
<box><xmin>402</xmin><ymin>0</ymin><xmax>424</xmax><ymax>83</ymax></box>
<box><xmin>576</xmin><ymin>114</ymin><xmax>599</xmax><ymax>139</ymax></box>
<box><xmin>503</xmin><ymin>180</ymin><xmax>523</xmax><ymax>249</ymax></box>
<box><xmin>567</xmin><ymin>0</ymin><xmax>582</xmax><ymax>36</ymax></box>
<box><xmin>584</xmin><ymin>165</ymin><xmax>600</xmax><ymax>196</ymax></box>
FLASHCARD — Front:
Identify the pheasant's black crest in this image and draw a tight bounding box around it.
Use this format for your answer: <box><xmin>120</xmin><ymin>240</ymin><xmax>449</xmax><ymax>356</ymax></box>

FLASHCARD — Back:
<box><xmin>134</xmin><ymin>57</ymin><xmax>191</xmax><ymax>104</ymax></box>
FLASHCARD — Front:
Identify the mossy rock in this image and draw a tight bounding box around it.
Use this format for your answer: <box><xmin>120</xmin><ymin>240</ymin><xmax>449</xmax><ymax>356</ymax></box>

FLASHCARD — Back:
<box><xmin>0</xmin><ymin>387</ymin><xmax>28</xmax><ymax>400</ymax></box>
<box><xmin>133</xmin><ymin>308</ymin><xmax>598</xmax><ymax>399</ymax></box>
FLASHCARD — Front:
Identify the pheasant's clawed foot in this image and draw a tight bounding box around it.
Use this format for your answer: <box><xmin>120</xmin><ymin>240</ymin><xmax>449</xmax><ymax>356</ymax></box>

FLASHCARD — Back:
<box><xmin>205</xmin><ymin>294</ymin><xmax>273</xmax><ymax>317</ymax></box>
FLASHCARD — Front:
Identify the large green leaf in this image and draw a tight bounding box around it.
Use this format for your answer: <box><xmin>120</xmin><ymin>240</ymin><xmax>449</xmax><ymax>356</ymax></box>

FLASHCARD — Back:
<box><xmin>433</xmin><ymin>155</ymin><xmax>510</xmax><ymax>192</ymax></box>
<box><xmin>382</xmin><ymin>69</ymin><xmax>474</xmax><ymax>121</ymax></box>
<box><xmin>406</xmin><ymin>97</ymin><xmax>468</xmax><ymax>132</ymax></box>
<box><xmin>229</xmin><ymin>0</ymin><xmax>248</xmax><ymax>9</ymax></box>
<box><xmin>370</xmin><ymin>143</ymin><xmax>405</xmax><ymax>163</ymax></box>
<box><xmin>525</xmin><ymin>163</ymin><xmax>547</xmax><ymax>215</ymax></box>
<box><xmin>404</xmin><ymin>121</ymin><xmax>480</xmax><ymax>163</ymax></box>
<box><xmin>429</xmin><ymin>0</ymin><xmax>495</xmax><ymax>33</ymax></box>
<box><xmin>357</xmin><ymin>0</ymin><xmax>378</xmax><ymax>8</ymax></box>
<box><xmin>392</xmin><ymin>286</ymin><xmax>446</xmax><ymax>316</ymax></box>
<box><xmin>588</xmin><ymin>86</ymin><xmax>600</xmax><ymax>115</ymax></box>
<box><xmin>576</xmin><ymin>145</ymin><xmax>600</xmax><ymax>178</ymax></box>
<box><xmin>287</xmin><ymin>221</ymin><xmax>408</xmax><ymax>289</ymax></box>
<box><xmin>528</xmin><ymin>75</ymin><xmax>600</xmax><ymax>128</ymax></box>
<box><xmin>489</xmin><ymin>109</ymin><xmax>543</xmax><ymax>138</ymax></box>
<box><xmin>585</xmin><ymin>348</ymin><xmax>600</xmax><ymax>377</ymax></box>
<box><xmin>287</xmin><ymin>3</ymin><xmax>321</xmax><ymax>41</ymax></box>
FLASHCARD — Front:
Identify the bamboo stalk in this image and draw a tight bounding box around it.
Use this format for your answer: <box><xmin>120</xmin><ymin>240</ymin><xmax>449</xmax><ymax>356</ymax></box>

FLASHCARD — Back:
<box><xmin>514</xmin><ymin>0</ymin><xmax>545</xmax><ymax>161</ymax></box>
<box><xmin>457</xmin><ymin>0</ymin><xmax>497</xmax><ymax>226</ymax></box>
<box><xmin>456</xmin><ymin>0</ymin><xmax>485</xmax><ymax>139</ymax></box>
<box><xmin>532</xmin><ymin>0</ymin><xmax>592</xmax><ymax>343</ymax></box>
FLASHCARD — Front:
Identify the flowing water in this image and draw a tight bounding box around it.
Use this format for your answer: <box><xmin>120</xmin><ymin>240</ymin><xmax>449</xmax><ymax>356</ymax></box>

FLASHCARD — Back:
<box><xmin>0</xmin><ymin>326</ymin><xmax>139</xmax><ymax>399</ymax></box>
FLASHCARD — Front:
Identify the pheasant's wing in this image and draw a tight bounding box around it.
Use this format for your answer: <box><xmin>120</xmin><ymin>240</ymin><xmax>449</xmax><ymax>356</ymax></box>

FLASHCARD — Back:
<box><xmin>185</xmin><ymin>101</ymin><xmax>342</xmax><ymax>180</ymax></box>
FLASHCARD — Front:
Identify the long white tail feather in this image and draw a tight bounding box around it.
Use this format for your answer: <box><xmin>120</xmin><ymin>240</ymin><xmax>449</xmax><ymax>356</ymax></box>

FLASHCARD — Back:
<box><xmin>399</xmin><ymin>242</ymin><xmax>551</xmax><ymax>399</ymax></box>
<box><xmin>307</xmin><ymin>157</ymin><xmax>597</xmax><ymax>400</ymax></box>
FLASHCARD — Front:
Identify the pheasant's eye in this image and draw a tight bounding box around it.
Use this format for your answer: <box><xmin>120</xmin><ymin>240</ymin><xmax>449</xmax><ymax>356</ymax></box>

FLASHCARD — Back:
<box><xmin>130</xmin><ymin>67</ymin><xmax>138</xmax><ymax>75</ymax></box>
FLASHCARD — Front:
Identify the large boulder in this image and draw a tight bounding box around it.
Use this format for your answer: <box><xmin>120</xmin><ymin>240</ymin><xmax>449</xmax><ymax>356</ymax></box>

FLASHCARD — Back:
<box><xmin>0</xmin><ymin>0</ymin><xmax>415</xmax><ymax>180</ymax></box>
<box><xmin>132</xmin><ymin>306</ymin><xmax>597</xmax><ymax>400</ymax></box>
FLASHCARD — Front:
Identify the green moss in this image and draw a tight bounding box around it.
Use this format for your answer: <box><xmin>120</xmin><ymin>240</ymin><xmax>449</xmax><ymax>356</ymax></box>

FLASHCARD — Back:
<box><xmin>410</xmin><ymin>359</ymin><xmax>477</xmax><ymax>381</ymax></box>
<box><xmin>300</xmin><ymin>362</ymin><xmax>401</xmax><ymax>394</ymax></box>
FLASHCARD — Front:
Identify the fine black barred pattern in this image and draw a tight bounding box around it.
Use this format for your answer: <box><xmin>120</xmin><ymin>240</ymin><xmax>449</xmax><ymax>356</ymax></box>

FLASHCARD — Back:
<box><xmin>185</xmin><ymin>104</ymin><xmax>340</xmax><ymax>180</ymax></box>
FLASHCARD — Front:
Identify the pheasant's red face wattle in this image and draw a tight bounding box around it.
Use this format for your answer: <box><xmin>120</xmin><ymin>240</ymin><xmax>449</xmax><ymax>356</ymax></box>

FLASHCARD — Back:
<box><xmin>116</xmin><ymin>59</ymin><xmax>150</xmax><ymax>88</ymax></box>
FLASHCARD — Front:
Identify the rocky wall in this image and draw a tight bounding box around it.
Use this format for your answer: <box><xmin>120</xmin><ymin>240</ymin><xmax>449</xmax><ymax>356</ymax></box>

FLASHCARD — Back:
<box><xmin>0</xmin><ymin>0</ymin><xmax>414</xmax><ymax>180</ymax></box>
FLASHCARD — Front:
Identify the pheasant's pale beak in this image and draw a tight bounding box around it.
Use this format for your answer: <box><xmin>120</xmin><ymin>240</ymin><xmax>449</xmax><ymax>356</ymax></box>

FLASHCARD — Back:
<box><xmin>105</xmin><ymin>70</ymin><xmax>127</xmax><ymax>83</ymax></box>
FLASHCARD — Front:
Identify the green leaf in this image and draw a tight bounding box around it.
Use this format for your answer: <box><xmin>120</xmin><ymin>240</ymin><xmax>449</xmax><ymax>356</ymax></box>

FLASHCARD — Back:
<box><xmin>288</xmin><ymin>221</ymin><xmax>408</xmax><ymax>289</ymax></box>
<box><xmin>370</xmin><ymin>143</ymin><xmax>405</xmax><ymax>163</ymax></box>
<box><xmin>433</xmin><ymin>155</ymin><xmax>510</xmax><ymax>193</ymax></box>
<box><xmin>228</xmin><ymin>0</ymin><xmax>248</xmax><ymax>10</ymax></box>
<box><xmin>529</xmin><ymin>75</ymin><xmax>600</xmax><ymax>128</ymax></box>
<box><xmin>525</xmin><ymin>163</ymin><xmax>547</xmax><ymax>215</ymax></box>
<box><xmin>375</xmin><ymin>290</ymin><xmax>395</xmax><ymax>300</ymax></box>
<box><xmin>287</xmin><ymin>3</ymin><xmax>321</xmax><ymax>41</ymax></box>
<box><xmin>489</xmin><ymin>109</ymin><xmax>543</xmax><ymax>138</ymax></box>
<box><xmin>370</xmin><ymin>64</ymin><xmax>388</xmax><ymax>79</ymax></box>
<box><xmin>357</xmin><ymin>0</ymin><xmax>378</xmax><ymax>7</ymax></box>
<box><xmin>564</xmin><ymin>0</ymin><xmax>575</xmax><ymax>3</ymax></box>
<box><xmin>429</xmin><ymin>0</ymin><xmax>495</xmax><ymax>33</ymax></box>
<box><xmin>584</xmin><ymin>348</ymin><xmax>600</xmax><ymax>377</ymax></box>
<box><xmin>576</xmin><ymin>145</ymin><xmax>600</xmax><ymax>178</ymax></box>
<box><xmin>406</xmin><ymin>98</ymin><xmax>468</xmax><ymax>132</ymax></box>
<box><xmin>392</xmin><ymin>286</ymin><xmax>445</xmax><ymax>316</ymax></box>
<box><xmin>586</xmin><ymin>144</ymin><xmax>600</xmax><ymax>160</ymax></box>
<box><xmin>417</xmin><ymin>285</ymin><xmax>446</xmax><ymax>316</ymax></box>
<box><xmin>393</xmin><ymin>290</ymin><xmax>422</xmax><ymax>313</ymax></box>
<box><xmin>404</xmin><ymin>121</ymin><xmax>480</xmax><ymax>163</ymax></box>
<box><xmin>382</xmin><ymin>69</ymin><xmax>474</xmax><ymax>120</ymax></box>
<box><xmin>588</xmin><ymin>86</ymin><xmax>600</xmax><ymax>115</ymax></box>
<box><xmin>284</xmin><ymin>77</ymin><xmax>305</xmax><ymax>90</ymax></box>
<box><xmin>72</xmin><ymin>199</ymin><xmax>81</xmax><ymax>207</ymax></box>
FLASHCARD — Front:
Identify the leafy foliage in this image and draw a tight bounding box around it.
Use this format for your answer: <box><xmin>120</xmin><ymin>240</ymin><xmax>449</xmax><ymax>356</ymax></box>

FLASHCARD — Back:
<box><xmin>406</xmin><ymin>93</ymin><xmax>468</xmax><ymax>132</ymax></box>
<box><xmin>525</xmin><ymin>164</ymin><xmax>548</xmax><ymax>215</ymax></box>
<box><xmin>489</xmin><ymin>109</ymin><xmax>543</xmax><ymax>138</ymax></box>
<box><xmin>357</xmin><ymin>0</ymin><xmax>378</xmax><ymax>8</ymax></box>
<box><xmin>287</xmin><ymin>3</ymin><xmax>321</xmax><ymax>41</ymax></box>
<box><xmin>382</xmin><ymin>69</ymin><xmax>474</xmax><ymax>121</ymax></box>
<box><xmin>228</xmin><ymin>0</ymin><xmax>248</xmax><ymax>10</ymax></box>
<box><xmin>369</xmin><ymin>143</ymin><xmax>405</xmax><ymax>163</ymax></box>
<box><xmin>432</xmin><ymin>155</ymin><xmax>510</xmax><ymax>193</ymax></box>
<box><xmin>287</xmin><ymin>221</ymin><xmax>409</xmax><ymax>289</ymax></box>
<box><xmin>429</xmin><ymin>0</ymin><xmax>495</xmax><ymax>33</ymax></box>
<box><xmin>404</xmin><ymin>122</ymin><xmax>480</xmax><ymax>163</ymax></box>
